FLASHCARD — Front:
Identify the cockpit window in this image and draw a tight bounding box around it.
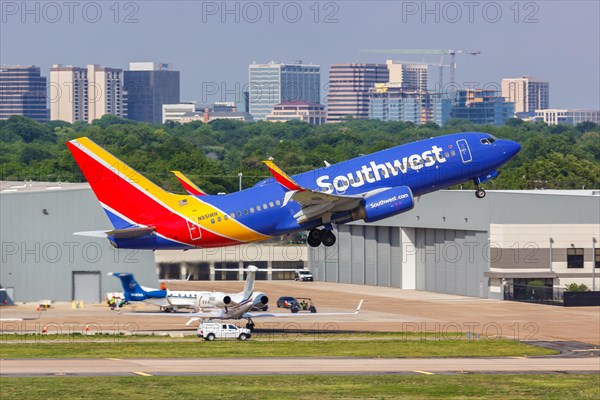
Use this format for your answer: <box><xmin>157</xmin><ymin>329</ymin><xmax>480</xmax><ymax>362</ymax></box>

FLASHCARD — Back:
<box><xmin>481</xmin><ymin>135</ymin><xmax>497</xmax><ymax>145</ymax></box>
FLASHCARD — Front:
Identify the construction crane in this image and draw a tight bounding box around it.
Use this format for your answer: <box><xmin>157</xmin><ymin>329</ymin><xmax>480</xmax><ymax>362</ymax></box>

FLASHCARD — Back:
<box><xmin>360</xmin><ymin>49</ymin><xmax>481</xmax><ymax>91</ymax></box>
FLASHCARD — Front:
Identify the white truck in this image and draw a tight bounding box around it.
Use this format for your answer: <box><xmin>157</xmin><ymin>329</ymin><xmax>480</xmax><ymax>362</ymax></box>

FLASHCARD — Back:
<box><xmin>197</xmin><ymin>322</ymin><xmax>251</xmax><ymax>341</ymax></box>
<box><xmin>294</xmin><ymin>269</ymin><xmax>314</xmax><ymax>281</ymax></box>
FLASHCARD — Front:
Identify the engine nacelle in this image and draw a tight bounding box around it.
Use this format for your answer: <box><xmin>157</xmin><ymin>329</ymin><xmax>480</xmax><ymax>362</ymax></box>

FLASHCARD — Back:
<box><xmin>351</xmin><ymin>186</ymin><xmax>415</xmax><ymax>223</ymax></box>
<box><xmin>207</xmin><ymin>293</ymin><xmax>232</xmax><ymax>308</ymax></box>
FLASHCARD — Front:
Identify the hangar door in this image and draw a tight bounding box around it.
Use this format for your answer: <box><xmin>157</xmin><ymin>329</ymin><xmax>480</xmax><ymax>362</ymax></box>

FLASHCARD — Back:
<box><xmin>72</xmin><ymin>271</ymin><xmax>101</xmax><ymax>303</ymax></box>
<box><xmin>415</xmin><ymin>229</ymin><xmax>489</xmax><ymax>298</ymax></box>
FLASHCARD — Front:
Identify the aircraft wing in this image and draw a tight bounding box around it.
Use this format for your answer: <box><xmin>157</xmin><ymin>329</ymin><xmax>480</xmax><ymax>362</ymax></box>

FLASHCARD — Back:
<box><xmin>243</xmin><ymin>300</ymin><xmax>364</xmax><ymax>318</ymax></box>
<box><xmin>263</xmin><ymin>161</ymin><xmax>379</xmax><ymax>224</ymax></box>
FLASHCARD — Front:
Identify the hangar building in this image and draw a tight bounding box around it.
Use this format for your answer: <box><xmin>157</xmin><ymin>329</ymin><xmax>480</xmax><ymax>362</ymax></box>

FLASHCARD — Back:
<box><xmin>309</xmin><ymin>190</ymin><xmax>600</xmax><ymax>299</ymax></box>
<box><xmin>0</xmin><ymin>182</ymin><xmax>157</xmax><ymax>304</ymax></box>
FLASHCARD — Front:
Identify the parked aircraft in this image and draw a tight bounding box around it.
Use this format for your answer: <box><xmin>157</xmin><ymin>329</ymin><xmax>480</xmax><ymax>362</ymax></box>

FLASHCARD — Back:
<box><xmin>110</xmin><ymin>266</ymin><xmax>268</xmax><ymax>314</ymax></box>
<box><xmin>67</xmin><ymin>132</ymin><xmax>520</xmax><ymax>249</ymax></box>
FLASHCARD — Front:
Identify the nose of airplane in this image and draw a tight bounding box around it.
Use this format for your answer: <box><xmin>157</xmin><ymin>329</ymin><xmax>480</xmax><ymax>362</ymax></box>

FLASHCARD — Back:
<box><xmin>502</xmin><ymin>140</ymin><xmax>521</xmax><ymax>159</ymax></box>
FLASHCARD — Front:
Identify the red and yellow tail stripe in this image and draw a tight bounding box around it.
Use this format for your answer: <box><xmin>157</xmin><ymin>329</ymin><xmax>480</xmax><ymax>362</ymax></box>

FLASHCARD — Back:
<box><xmin>263</xmin><ymin>160</ymin><xmax>304</xmax><ymax>192</ymax></box>
<box><xmin>172</xmin><ymin>170</ymin><xmax>208</xmax><ymax>196</ymax></box>
<box><xmin>68</xmin><ymin>137</ymin><xmax>270</xmax><ymax>247</ymax></box>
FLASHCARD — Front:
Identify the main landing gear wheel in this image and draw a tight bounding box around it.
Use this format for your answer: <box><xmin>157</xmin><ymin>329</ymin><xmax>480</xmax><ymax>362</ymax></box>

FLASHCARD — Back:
<box><xmin>307</xmin><ymin>228</ymin><xmax>322</xmax><ymax>247</ymax></box>
<box><xmin>321</xmin><ymin>230</ymin><xmax>336</xmax><ymax>247</ymax></box>
<box><xmin>475</xmin><ymin>187</ymin><xmax>486</xmax><ymax>199</ymax></box>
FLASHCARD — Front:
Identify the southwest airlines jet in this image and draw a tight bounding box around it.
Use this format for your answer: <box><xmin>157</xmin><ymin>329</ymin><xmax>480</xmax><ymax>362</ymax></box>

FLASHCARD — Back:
<box><xmin>67</xmin><ymin>132</ymin><xmax>520</xmax><ymax>249</ymax></box>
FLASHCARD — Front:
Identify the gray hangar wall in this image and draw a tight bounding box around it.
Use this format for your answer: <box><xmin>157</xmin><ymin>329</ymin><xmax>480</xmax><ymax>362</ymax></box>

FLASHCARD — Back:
<box><xmin>1</xmin><ymin>185</ymin><xmax>157</xmax><ymax>303</ymax></box>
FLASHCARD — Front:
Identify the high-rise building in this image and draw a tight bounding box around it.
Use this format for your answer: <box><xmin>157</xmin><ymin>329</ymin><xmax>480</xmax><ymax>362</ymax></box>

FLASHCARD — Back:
<box><xmin>368</xmin><ymin>84</ymin><xmax>451</xmax><ymax>126</ymax></box>
<box><xmin>326</xmin><ymin>63</ymin><xmax>389</xmax><ymax>123</ymax></box>
<box><xmin>534</xmin><ymin>109</ymin><xmax>600</xmax><ymax>125</ymax></box>
<box><xmin>501</xmin><ymin>76</ymin><xmax>549</xmax><ymax>116</ymax></box>
<box><xmin>124</xmin><ymin>62</ymin><xmax>180</xmax><ymax>123</ymax></box>
<box><xmin>50</xmin><ymin>65</ymin><xmax>89</xmax><ymax>123</ymax></box>
<box><xmin>0</xmin><ymin>66</ymin><xmax>48</xmax><ymax>122</ymax></box>
<box><xmin>249</xmin><ymin>61</ymin><xmax>320</xmax><ymax>121</ymax></box>
<box><xmin>451</xmin><ymin>89</ymin><xmax>515</xmax><ymax>125</ymax></box>
<box><xmin>87</xmin><ymin>65</ymin><xmax>127</xmax><ymax>123</ymax></box>
<box><xmin>386</xmin><ymin>60</ymin><xmax>428</xmax><ymax>91</ymax></box>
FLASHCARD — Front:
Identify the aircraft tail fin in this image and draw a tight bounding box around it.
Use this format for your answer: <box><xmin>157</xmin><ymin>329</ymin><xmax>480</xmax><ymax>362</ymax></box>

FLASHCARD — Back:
<box><xmin>109</xmin><ymin>272</ymin><xmax>148</xmax><ymax>302</ymax></box>
<box><xmin>67</xmin><ymin>137</ymin><xmax>187</xmax><ymax>230</ymax></box>
<box><xmin>242</xmin><ymin>265</ymin><xmax>258</xmax><ymax>298</ymax></box>
<box><xmin>171</xmin><ymin>170</ymin><xmax>208</xmax><ymax>196</ymax></box>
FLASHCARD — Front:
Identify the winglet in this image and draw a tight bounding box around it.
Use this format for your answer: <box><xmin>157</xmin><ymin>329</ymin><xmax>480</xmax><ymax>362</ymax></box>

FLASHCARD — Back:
<box><xmin>171</xmin><ymin>171</ymin><xmax>207</xmax><ymax>196</ymax></box>
<box><xmin>355</xmin><ymin>299</ymin><xmax>364</xmax><ymax>314</ymax></box>
<box><xmin>262</xmin><ymin>160</ymin><xmax>304</xmax><ymax>192</ymax></box>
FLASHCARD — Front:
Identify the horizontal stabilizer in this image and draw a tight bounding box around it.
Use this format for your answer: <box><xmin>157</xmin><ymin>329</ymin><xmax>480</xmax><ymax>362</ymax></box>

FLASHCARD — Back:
<box><xmin>106</xmin><ymin>227</ymin><xmax>155</xmax><ymax>239</ymax></box>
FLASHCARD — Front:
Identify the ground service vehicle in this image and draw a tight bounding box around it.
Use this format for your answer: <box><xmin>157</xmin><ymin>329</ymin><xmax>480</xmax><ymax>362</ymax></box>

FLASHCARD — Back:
<box><xmin>291</xmin><ymin>297</ymin><xmax>317</xmax><ymax>313</ymax></box>
<box><xmin>295</xmin><ymin>270</ymin><xmax>314</xmax><ymax>281</ymax></box>
<box><xmin>277</xmin><ymin>296</ymin><xmax>298</xmax><ymax>308</ymax></box>
<box><xmin>197</xmin><ymin>322</ymin><xmax>251</xmax><ymax>341</ymax></box>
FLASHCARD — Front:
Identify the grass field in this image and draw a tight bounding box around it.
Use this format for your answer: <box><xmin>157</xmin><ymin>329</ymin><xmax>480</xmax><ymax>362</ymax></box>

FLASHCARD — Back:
<box><xmin>0</xmin><ymin>336</ymin><xmax>557</xmax><ymax>358</ymax></box>
<box><xmin>1</xmin><ymin>375</ymin><xmax>598</xmax><ymax>399</ymax></box>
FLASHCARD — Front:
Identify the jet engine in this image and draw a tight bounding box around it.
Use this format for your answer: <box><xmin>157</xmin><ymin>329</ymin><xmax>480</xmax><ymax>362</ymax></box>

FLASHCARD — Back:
<box><xmin>351</xmin><ymin>186</ymin><xmax>415</xmax><ymax>223</ymax></box>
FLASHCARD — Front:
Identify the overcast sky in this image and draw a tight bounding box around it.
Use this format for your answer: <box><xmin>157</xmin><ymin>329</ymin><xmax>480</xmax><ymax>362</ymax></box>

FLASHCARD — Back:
<box><xmin>2</xmin><ymin>1</ymin><xmax>598</xmax><ymax>109</ymax></box>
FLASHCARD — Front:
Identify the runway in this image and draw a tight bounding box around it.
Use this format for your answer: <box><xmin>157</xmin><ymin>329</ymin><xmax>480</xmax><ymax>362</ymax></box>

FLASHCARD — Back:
<box><xmin>2</xmin><ymin>356</ymin><xmax>599</xmax><ymax>377</ymax></box>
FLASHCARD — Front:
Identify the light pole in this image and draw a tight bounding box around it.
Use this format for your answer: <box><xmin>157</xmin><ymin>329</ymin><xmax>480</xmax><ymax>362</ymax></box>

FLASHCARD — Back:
<box><xmin>593</xmin><ymin>237</ymin><xmax>597</xmax><ymax>291</ymax></box>
<box><xmin>238</xmin><ymin>172</ymin><xmax>243</xmax><ymax>191</ymax></box>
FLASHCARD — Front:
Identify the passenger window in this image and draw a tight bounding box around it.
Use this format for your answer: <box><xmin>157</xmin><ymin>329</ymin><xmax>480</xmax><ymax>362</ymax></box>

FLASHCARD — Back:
<box><xmin>269</xmin><ymin>202</ymin><xmax>274</xmax><ymax>207</ymax></box>
<box><xmin>237</xmin><ymin>211</ymin><xmax>242</xmax><ymax>217</ymax></box>
<box><xmin>451</xmin><ymin>150</ymin><xmax>456</xmax><ymax>156</ymax></box>
<box><xmin>210</xmin><ymin>219</ymin><xmax>215</xmax><ymax>224</ymax></box>
<box><xmin>230</xmin><ymin>212</ymin><xmax>235</xmax><ymax>219</ymax></box>
<box><xmin>263</xmin><ymin>203</ymin><xmax>268</xmax><ymax>209</ymax></box>
<box><xmin>250</xmin><ymin>207</ymin><xmax>255</xmax><ymax>213</ymax></box>
<box><xmin>275</xmin><ymin>200</ymin><xmax>281</xmax><ymax>206</ymax></box>
<box><xmin>445</xmin><ymin>152</ymin><xmax>450</xmax><ymax>158</ymax></box>
<box><xmin>217</xmin><ymin>216</ymin><xmax>222</xmax><ymax>222</ymax></box>
<box><xmin>349</xmin><ymin>178</ymin><xmax>355</xmax><ymax>184</ymax></box>
<box><xmin>224</xmin><ymin>215</ymin><xmax>229</xmax><ymax>220</ymax></box>
<box><xmin>257</xmin><ymin>205</ymin><xmax>261</xmax><ymax>211</ymax></box>
<box><xmin>243</xmin><ymin>209</ymin><xmax>248</xmax><ymax>215</ymax></box>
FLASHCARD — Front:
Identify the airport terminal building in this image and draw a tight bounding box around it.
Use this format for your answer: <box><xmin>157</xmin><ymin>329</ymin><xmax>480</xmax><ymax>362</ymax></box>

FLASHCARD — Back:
<box><xmin>309</xmin><ymin>190</ymin><xmax>600</xmax><ymax>299</ymax></box>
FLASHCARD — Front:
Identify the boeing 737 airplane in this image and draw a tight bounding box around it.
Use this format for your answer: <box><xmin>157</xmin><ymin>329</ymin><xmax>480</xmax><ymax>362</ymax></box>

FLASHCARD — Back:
<box><xmin>67</xmin><ymin>132</ymin><xmax>520</xmax><ymax>249</ymax></box>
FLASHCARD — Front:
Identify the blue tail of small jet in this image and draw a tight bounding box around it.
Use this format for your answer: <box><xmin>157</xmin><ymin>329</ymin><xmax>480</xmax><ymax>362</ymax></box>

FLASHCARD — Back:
<box><xmin>109</xmin><ymin>272</ymin><xmax>166</xmax><ymax>302</ymax></box>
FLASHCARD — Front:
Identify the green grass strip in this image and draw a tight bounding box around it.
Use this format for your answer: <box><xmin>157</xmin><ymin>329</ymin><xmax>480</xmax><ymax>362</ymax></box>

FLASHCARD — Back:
<box><xmin>0</xmin><ymin>338</ymin><xmax>556</xmax><ymax>359</ymax></box>
<box><xmin>1</xmin><ymin>375</ymin><xmax>598</xmax><ymax>399</ymax></box>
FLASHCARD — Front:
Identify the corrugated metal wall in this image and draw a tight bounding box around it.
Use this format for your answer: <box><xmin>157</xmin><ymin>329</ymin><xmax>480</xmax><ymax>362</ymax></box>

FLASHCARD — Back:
<box><xmin>415</xmin><ymin>228</ymin><xmax>489</xmax><ymax>297</ymax></box>
<box><xmin>311</xmin><ymin>224</ymin><xmax>403</xmax><ymax>287</ymax></box>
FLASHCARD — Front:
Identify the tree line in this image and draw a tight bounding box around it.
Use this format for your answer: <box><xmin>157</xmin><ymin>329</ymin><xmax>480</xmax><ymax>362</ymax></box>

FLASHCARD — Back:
<box><xmin>1</xmin><ymin>115</ymin><xmax>599</xmax><ymax>194</ymax></box>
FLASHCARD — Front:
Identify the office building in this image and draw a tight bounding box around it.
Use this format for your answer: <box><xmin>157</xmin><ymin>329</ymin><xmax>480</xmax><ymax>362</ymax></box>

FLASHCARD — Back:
<box><xmin>265</xmin><ymin>101</ymin><xmax>326</xmax><ymax>125</ymax></box>
<box><xmin>368</xmin><ymin>84</ymin><xmax>452</xmax><ymax>126</ymax></box>
<box><xmin>0</xmin><ymin>66</ymin><xmax>48</xmax><ymax>122</ymax></box>
<box><xmin>162</xmin><ymin>102</ymin><xmax>196</xmax><ymax>123</ymax></box>
<box><xmin>326</xmin><ymin>63</ymin><xmax>389</xmax><ymax>123</ymax></box>
<box><xmin>386</xmin><ymin>60</ymin><xmax>428</xmax><ymax>91</ymax></box>
<box><xmin>124</xmin><ymin>62</ymin><xmax>180</xmax><ymax>123</ymax></box>
<box><xmin>534</xmin><ymin>109</ymin><xmax>600</xmax><ymax>125</ymax></box>
<box><xmin>249</xmin><ymin>61</ymin><xmax>320</xmax><ymax>121</ymax></box>
<box><xmin>501</xmin><ymin>76</ymin><xmax>549</xmax><ymax>116</ymax></box>
<box><xmin>50</xmin><ymin>65</ymin><xmax>88</xmax><ymax>123</ymax></box>
<box><xmin>451</xmin><ymin>89</ymin><xmax>515</xmax><ymax>125</ymax></box>
<box><xmin>87</xmin><ymin>65</ymin><xmax>127</xmax><ymax>123</ymax></box>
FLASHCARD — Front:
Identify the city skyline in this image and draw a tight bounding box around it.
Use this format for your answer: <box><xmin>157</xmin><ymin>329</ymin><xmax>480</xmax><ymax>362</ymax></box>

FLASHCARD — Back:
<box><xmin>1</xmin><ymin>1</ymin><xmax>598</xmax><ymax>109</ymax></box>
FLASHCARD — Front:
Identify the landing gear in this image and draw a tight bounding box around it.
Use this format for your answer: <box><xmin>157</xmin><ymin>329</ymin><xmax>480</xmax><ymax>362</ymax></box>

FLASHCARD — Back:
<box><xmin>321</xmin><ymin>230</ymin><xmax>336</xmax><ymax>247</ymax></box>
<box><xmin>475</xmin><ymin>187</ymin><xmax>486</xmax><ymax>199</ymax></box>
<box><xmin>307</xmin><ymin>229</ymin><xmax>322</xmax><ymax>247</ymax></box>
<box><xmin>307</xmin><ymin>228</ymin><xmax>337</xmax><ymax>247</ymax></box>
<box><xmin>245</xmin><ymin>319</ymin><xmax>255</xmax><ymax>332</ymax></box>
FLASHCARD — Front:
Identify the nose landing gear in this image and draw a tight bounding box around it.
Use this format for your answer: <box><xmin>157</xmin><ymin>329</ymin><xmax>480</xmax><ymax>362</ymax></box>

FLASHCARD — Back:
<box><xmin>475</xmin><ymin>187</ymin><xmax>486</xmax><ymax>199</ymax></box>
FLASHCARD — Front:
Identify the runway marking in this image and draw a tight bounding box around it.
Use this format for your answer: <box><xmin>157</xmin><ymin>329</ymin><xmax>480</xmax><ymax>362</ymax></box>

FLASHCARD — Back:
<box><xmin>106</xmin><ymin>358</ymin><xmax>122</xmax><ymax>361</ymax></box>
<box><xmin>133</xmin><ymin>371</ymin><xmax>153</xmax><ymax>377</ymax></box>
<box><xmin>414</xmin><ymin>370</ymin><xmax>435</xmax><ymax>375</ymax></box>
